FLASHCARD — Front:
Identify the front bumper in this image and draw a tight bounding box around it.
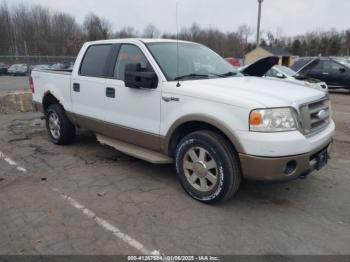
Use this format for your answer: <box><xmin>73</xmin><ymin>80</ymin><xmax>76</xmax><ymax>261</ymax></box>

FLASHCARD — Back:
<box><xmin>239</xmin><ymin>139</ymin><xmax>332</xmax><ymax>182</ymax></box>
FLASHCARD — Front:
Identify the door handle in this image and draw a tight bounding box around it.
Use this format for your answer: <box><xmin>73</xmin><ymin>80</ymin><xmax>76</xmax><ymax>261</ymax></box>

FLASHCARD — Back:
<box><xmin>73</xmin><ymin>83</ymin><xmax>80</xmax><ymax>92</ymax></box>
<box><xmin>106</xmin><ymin>87</ymin><xmax>115</xmax><ymax>98</ymax></box>
<box><xmin>162</xmin><ymin>96</ymin><xmax>180</xmax><ymax>102</ymax></box>
<box><xmin>322</xmin><ymin>72</ymin><xmax>329</xmax><ymax>75</ymax></box>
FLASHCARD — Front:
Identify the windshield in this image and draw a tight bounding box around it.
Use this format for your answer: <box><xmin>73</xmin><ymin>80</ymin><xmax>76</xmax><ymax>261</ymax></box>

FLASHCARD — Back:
<box><xmin>275</xmin><ymin>65</ymin><xmax>296</xmax><ymax>77</ymax></box>
<box><xmin>147</xmin><ymin>42</ymin><xmax>241</xmax><ymax>81</ymax></box>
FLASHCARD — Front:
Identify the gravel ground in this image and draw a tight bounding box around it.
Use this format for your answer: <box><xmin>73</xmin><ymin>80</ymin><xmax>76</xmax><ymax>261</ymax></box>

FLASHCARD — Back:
<box><xmin>0</xmin><ymin>76</ymin><xmax>29</xmax><ymax>93</ymax></box>
<box><xmin>0</xmin><ymin>92</ymin><xmax>349</xmax><ymax>256</ymax></box>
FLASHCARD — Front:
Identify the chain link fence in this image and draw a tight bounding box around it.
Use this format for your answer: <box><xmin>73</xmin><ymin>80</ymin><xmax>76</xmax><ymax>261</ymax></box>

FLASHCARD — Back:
<box><xmin>0</xmin><ymin>55</ymin><xmax>76</xmax><ymax>66</ymax></box>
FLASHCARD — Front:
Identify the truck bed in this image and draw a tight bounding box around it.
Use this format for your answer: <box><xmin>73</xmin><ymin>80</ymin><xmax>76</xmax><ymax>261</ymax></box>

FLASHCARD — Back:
<box><xmin>31</xmin><ymin>69</ymin><xmax>73</xmax><ymax>111</ymax></box>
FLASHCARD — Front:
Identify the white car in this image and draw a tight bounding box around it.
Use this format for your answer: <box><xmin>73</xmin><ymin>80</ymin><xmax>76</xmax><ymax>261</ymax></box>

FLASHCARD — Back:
<box><xmin>31</xmin><ymin>39</ymin><xmax>334</xmax><ymax>203</ymax></box>
<box><xmin>240</xmin><ymin>57</ymin><xmax>328</xmax><ymax>92</ymax></box>
<box><xmin>265</xmin><ymin>65</ymin><xmax>328</xmax><ymax>92</ymax></box>
<box><xmin>7</xmin><ymin>64</ymin><xmax>28</xmax><ymax>76</ymax></box>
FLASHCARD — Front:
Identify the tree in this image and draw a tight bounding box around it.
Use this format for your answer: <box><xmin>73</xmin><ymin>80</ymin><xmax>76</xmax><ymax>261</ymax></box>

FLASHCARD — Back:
<box><xmin>51</xmin><ymin>12</ymin><xmax>82</xmax><ymax>55</ymax></box>
<box><xmin>2</xmin><ymin>1</ymin><xmax>350</xmax><ymax>59</ymax></box>
<box><xmin>83</xmin><ymin>13</ymin><xmax>111</xmax><ymax>41</ymax></box>
<box><xmin>115</xmin><ymin>27</ymin><xmax>138</xmax><ymax>38</ymax></box>
<box><xmin>291</xmin><ymin>39</ymin><xmax>301</xmax><ymax>56</ymax></box>
<box><xmin>142</xmin><ymin>24</ymin><xmax>160</xmax><ymax>38</ymax></box>
<box><xmin>0</xmin><ymin>1</ymin><xmax>14</xmax><ymax>54</ymax></box>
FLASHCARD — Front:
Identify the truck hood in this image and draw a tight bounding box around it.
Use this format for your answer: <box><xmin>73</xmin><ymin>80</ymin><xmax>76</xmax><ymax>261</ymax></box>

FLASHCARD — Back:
<box><xmin>177</xmin><ymin>76</ymin><xmax>326</xmax><ymax>108</ymax></box>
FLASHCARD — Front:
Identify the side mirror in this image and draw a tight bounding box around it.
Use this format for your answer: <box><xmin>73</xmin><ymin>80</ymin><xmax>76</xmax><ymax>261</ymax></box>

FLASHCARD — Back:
<box><xmin>339</xmin><ymin>67</ymin><xmax>346</xmax><ymax>73</ymax></box>
<box><xmin>276</xmin><ymin>72</ymin><xmax>286</xmax><ymax>79</ymax></box>
<box><xmin>124</xmin><ymin>63</ymin><xmax>158</xmax><ymax>89</ymax></box>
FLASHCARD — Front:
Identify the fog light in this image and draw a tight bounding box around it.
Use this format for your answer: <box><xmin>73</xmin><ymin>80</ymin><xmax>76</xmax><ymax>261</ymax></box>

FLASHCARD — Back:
<box><xmin>284</xmin><ymin>161</ymin><xmax>297</xmax><ymax>175</ymax></box>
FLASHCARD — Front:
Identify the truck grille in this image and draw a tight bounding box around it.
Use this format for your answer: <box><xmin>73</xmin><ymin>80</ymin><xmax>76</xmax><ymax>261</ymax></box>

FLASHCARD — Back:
<box><xmin>299</xmin><ymin>98</ymin><xmax>330</xmax><ymax>135</ymax></box>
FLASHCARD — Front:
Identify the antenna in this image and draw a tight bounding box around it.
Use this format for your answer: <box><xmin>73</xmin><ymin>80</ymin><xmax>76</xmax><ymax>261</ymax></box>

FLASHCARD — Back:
<box><xmin>176</xmin><ymin>1</ymin><xmax>181</xmax><ymax>87</ymax></box>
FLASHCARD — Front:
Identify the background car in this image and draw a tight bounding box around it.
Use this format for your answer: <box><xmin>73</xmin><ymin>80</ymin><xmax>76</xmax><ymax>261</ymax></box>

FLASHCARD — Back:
<box><xmin>49</xmin><ymin>63</ymin><xmax>67</xmax><ymax>70</ymax></box>
<box><xmin>7</xmin><ymin>64</ymin><xmax>29</xmax><ymax>76</ymax></box>
<box><xmin>240</xmin><ymin>56</ymin><xmax>328</xmax><ymax>92</ymax></box>
<box><xmin>33</xmin><ymin>64</ymin><xmax>50</xmax><ymax>70</ymax></box>
<box><xmin>225</xmin><ymin>57</ymin><xmax>241</xmax><ymax>67</ymax></box>
<box><xmin>28</xmin><ymin>64</ymin><xmax>51</xmax><ymax>74</ymax></box>
<box><xmin>265</xmin><ymin>65</ymin><xmax>328</xmax><ymax>92</ymax></box>
<box><xmin>0</xmin><ymin>63</ymin><xmax>7</xmax><ymax>75</ymax></box>
<box><xmin>292</xmin><ymin>57</ymin><xmax>350</xmax><ymax>92</ymax></box>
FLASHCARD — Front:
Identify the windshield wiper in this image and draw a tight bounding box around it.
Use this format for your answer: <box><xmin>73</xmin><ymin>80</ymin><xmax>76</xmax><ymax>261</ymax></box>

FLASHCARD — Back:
<box><xmin>174</xmin><ymin>74</ymin><xmax>209</xmax><ymax>81</ymax></box>
<box><xmin>207</xmin><ymin>71</ymin><xmax>238</xmax><ymax>78</ymax></box>
<box><xmin>219</xmin><ymin>71</ymin><xmax>237</xmax><ymax>77</ymax></box>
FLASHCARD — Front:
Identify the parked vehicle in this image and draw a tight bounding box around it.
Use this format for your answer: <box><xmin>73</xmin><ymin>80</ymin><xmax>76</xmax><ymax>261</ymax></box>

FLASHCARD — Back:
<box><xmin>32</xmin><ymin>64</ymin><xmax>50</xmax><ymax>70</ymax></box>
<box><xmin>292</xmin><ymin>57</ymin><xmax>350</xmax><ymax>92</ymax></box>
<box><xmin>0</xmin><ymin>63</ymin><xmax>8</xmax><ymax>75</ymax></box>
<box><xmin>49</xmin><ymin>63</ymin><xmax>67</xmax><ymax>70</ymax></box>
<box><xmin>265</xmin><ymin>65</ymin><xmax>328</xmax><ymax>92</ymax></box>
<box><xmin>7</xmin><ymin>64</ymin><xmax>29</xmax><ymax>76</ymax></box>
<box><xmin>240</xmin><ymin>57</ymin><xmax>328</xmax><ymax>92</ymax></box>
<box><xmin>225</xmin><ymin>57</ymin><xmax>241</xmax><ymax>67</ymax></box>
<box><xmin>31</xmin><ymin>39</ymin><xmax>334</xmax><ymax>203</ymax></box>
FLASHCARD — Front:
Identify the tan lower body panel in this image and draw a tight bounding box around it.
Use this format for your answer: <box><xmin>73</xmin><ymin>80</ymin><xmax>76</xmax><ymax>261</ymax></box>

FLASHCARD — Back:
<box><xmin>73</xmin><ymin>114</ymin><xmax>162</xmax><ymax>152</ymax></box>
<box><xmin>97</xmin><ymin>134</ymin><xmax>173</xmax><ymax>164</ymax></box>
<box><xmin>239</xmin><ymin>139</ymin><xmax>332</xmax><ymax>182</ymax></box>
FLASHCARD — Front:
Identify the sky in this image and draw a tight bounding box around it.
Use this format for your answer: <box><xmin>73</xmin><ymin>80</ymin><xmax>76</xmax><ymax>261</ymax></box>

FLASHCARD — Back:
<box><xmin>7</xmin><ymin>0</ymin><xmax>350</xmax><ymax>37</ymax></box>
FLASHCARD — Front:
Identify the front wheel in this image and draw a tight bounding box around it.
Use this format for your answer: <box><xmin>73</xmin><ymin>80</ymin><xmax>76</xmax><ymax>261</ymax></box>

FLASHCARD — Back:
<box><xmin>175</xmin><ymin>131</ymin><xmax>241</xmax><ymax>204</ymax></box>
<box><xmin>45</xmin><ymin>104</ymin><xmax>76</xmax><ymax>145</ymax></box>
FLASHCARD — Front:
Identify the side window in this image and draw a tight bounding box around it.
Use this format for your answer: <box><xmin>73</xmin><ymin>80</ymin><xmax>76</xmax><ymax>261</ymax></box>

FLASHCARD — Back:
<box><xmin>309</xmin><ymin>61</ymin><xmax>324</xmax><ymax>73</ymax></box>
<box><xmin>80</xmin><ymin>45</ymin><xmax>112</xmax><ymax>77</ymax></box>
<box><xmin>323</xmin><ymin>61</ymin><xmax>343</xmax><ymax>73</ymax></box>
<box><xmin>291</xmin><ymin>59</ymin><xmax>310</xmax><ymax>71</ymax></box>
<box><xmin>265</xmin><ymin>68</ymin><xmax>279</xmax><ymax>78</ymax></box>
<box><xmin>114</xmin><ymin>44</ymin><xmax>153</xmax><ymax>80</ymax></box>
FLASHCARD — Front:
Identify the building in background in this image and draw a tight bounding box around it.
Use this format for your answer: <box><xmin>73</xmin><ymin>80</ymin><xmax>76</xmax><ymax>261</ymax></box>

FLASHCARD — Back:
<box><xmin>244</xmin><ymin>46</ymin><xmax>293</xmax><ymax>66</ymax></box>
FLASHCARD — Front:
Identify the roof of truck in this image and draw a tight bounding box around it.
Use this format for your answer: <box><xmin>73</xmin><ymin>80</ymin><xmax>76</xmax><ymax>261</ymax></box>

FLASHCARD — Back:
<box><xmin>85</xmin><ymin>38</ymin><xmax>194</xmax><ymax>45</ymax></box>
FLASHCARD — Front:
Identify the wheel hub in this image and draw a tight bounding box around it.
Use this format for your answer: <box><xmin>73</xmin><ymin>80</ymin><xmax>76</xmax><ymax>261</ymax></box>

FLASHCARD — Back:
<box><xmin>182</xmin><ymin>146</ymin><xmax>219</xmax><ymax>192</ymax></box>
<box><xmin>193</xmin><ymin>161</ymin><xmax>207</xmax><ymax>178</ymax></box>
<box><xmin>48</xmin><ymin>112</ymin><xmax>61</xmax><ymax>139</ymax></box>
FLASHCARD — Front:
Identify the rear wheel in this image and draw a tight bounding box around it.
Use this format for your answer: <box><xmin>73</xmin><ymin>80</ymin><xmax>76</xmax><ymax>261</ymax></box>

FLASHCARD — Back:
<box><xmin>175</xmin><ymin>130</ymin><xmax>241</xmax><ymax>204</ymax></box>
<box><xmin>45</xmin><ymin>104</ymin><xmax>75</xmax><ymax>145</ymax></box>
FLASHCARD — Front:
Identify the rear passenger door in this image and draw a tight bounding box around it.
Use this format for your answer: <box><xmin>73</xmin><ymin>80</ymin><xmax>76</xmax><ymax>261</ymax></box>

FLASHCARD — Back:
<box><xmin>71</xmin><ymin>44</ymin><xmax>114</xmax><ymax>120</ymax></box>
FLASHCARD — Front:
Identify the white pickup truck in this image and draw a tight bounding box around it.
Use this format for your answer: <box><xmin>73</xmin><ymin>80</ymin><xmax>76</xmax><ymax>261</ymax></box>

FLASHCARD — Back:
<box><xmin>31</xmin><ymin>39</ymin><xmax>335</xmax><ymax>203</ymax></box>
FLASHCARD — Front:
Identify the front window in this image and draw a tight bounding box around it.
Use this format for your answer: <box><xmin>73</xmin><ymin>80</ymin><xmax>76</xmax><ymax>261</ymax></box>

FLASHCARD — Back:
<box><xmin>265</xmin><ymin>67</ymin><xmax>281</xmax><ymax>78</ymax></box>
<box><xmin>147</xmin><ymin>42</ymin><xmax>241</xmax><ymax>81</ymax></box>
<box><xmin>274</xmin><ymin>65</ymin><xmax>296</xmax><ymax>77</ymax></box>
<box><xmin>114</xmin><ymin>44</ymin><xmax>153</xmax><ymax>81</ymax></box>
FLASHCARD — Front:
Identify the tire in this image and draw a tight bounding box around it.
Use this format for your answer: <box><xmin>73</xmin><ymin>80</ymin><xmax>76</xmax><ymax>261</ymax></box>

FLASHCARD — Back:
<box><xmin>175</xmin><ymin>130</ymin><xmax>242</xmax><ymax>204</ymax></box>
<box><xmin>45</xmin><ymin>104</ymin><xmax>76</xmax><ymax>145</ymax></box>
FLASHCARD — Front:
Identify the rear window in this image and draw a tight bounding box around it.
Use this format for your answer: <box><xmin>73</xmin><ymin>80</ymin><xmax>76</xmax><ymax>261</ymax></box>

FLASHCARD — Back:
<box><xmin>80</xmin><ymin>44</ymin><xmax>112</xmax><ymax>77</ymax></box>
<box><xmin>291</xmin><ymin>59</ymin><xmax>311</xmax><ymax>71</ymax></box>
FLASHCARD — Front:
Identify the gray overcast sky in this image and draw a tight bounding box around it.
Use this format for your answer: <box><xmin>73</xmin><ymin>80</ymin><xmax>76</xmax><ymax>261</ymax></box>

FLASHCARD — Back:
<box><xmin>8</xmin><ymin>0</ymin><xmax>350</xmax><ymax>36</ymax></box>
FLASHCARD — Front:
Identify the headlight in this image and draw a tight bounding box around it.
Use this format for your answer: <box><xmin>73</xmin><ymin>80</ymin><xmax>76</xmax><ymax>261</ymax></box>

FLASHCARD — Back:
<box><xmin>249</xmin><ymin>107</ymin><xmax>298</xmax><ymax>132</ymax></box>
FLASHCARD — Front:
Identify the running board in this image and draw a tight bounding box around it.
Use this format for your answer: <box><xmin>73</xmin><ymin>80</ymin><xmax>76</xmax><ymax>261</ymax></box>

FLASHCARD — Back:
<box><xmin>96</xmin><ymin>134</ymin><xmax>173</xmax><ymax>164</ymax></box>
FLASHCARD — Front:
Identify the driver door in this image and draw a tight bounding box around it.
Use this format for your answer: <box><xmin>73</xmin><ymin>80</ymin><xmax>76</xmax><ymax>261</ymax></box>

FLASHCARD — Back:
<box><xmin>104</xmin><ymin>44</ymin><xmax>162</xmax><ymax>151</ymax></box>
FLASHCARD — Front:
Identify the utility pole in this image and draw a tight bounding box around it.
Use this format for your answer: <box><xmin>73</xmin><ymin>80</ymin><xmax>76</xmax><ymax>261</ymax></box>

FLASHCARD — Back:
<box><xmin>256</xmin><ymin>0</ymin><xmax>264</xmax><ymax>46</ymax></box>
<box><xmin>24</xmin><ymin>40</ymin><xmax>28</xmax><ymax>56</ymax></box>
